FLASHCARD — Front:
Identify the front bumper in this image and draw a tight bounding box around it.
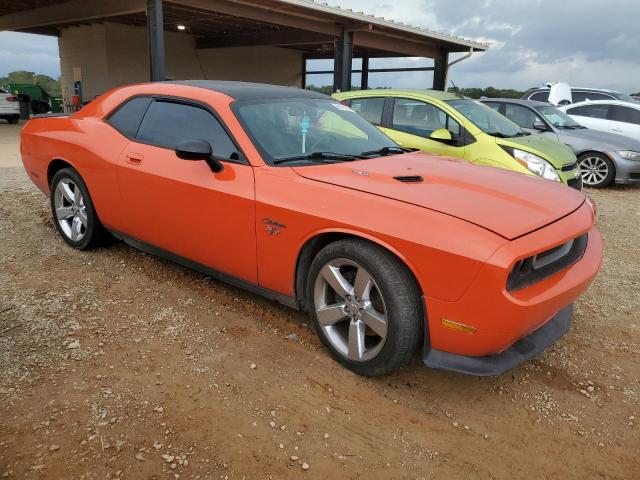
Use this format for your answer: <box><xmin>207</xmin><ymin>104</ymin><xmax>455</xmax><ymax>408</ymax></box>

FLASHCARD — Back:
<box><xmin>611</xmin><ymin>152</ymin><xmax>640</xmax><ymax>184</ymax></box>
<box><xmin>422</xmin><ymin>201</ymin><xmax>601</xmax><ymax>373</ymax></box>
<box><xmin>424</xmin><ymin>305</ymin><xmax>572</xmax><ymax>376</ymax></box>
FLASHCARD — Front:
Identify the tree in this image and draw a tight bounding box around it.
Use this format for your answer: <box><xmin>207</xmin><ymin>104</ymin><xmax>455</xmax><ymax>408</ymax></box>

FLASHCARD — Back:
<box><xmin>449</xmin><ymin>86</ymin><xmax>524</xmax><ymax>99</ymax></box>
<box><xmin>0</xmin><ymin>70</ymin><xmax>61</xmax><ymax>96</ymax></box>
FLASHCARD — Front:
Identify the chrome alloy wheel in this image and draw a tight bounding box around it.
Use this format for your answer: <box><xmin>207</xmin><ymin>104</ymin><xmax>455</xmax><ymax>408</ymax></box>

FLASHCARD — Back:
<box><xmin>580</xmin><ymin>155</ymin><xmax>609</xmax><ymax>186</ymax></box>
<box><xmin>54</xmin><ymin>178</ymin><xmax>87</xmax><ymax>242</ymax></box>
<box><xmin>314</xmin><ymin>258</ymin><xmax>388</xmax><ymax>362</ymax></box>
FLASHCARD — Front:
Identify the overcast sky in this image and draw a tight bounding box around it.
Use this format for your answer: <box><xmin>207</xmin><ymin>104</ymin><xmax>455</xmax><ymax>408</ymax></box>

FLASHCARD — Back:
<box><xmin>1</xmin><ymin>0</ymin><xmax>638</xmax><ymax>93</ymax></box>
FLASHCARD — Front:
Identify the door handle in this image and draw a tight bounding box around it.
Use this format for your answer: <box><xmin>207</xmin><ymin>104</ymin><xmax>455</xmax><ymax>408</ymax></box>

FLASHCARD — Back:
<box><xmin>126</xmin><ymin>152</ymin><xmax>144</xmax><ymax>165</ymax></box>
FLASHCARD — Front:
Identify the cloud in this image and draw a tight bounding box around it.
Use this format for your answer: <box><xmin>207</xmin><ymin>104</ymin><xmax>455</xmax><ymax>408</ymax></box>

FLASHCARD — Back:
<box><xmin>0</xmin><ymin>32</ymin><xmax>60</xmax><ymax>77</ymax></box>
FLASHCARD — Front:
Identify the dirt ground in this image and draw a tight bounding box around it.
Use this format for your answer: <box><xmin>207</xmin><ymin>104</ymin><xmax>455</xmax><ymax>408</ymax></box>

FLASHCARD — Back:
<box><xmin>1</xmin><ymin>122</ymin><xmax>639</xmax><ymax>480</ymax></box>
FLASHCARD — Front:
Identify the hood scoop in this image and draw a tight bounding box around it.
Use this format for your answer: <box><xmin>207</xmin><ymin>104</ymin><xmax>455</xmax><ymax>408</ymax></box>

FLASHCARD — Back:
<box><xmin>394</xmin><ymin>175</ymin><xmax>424</xmax><ymax>183</ymax></box>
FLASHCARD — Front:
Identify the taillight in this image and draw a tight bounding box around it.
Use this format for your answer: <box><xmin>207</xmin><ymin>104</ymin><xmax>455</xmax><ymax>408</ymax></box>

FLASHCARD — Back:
<box><xmin>5</xmin><ymin>96</ymin><xmax>18</xmax><ymax>102</ymax></box>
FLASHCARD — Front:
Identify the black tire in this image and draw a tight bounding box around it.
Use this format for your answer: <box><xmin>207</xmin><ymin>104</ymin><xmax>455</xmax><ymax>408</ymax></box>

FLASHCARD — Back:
<box><xmin>578</xmin><ymin>152</ymin><xmax>615</xmax><ymax>188</ymax></box>
<box><xmin>7</xmin><ymin>115</ymin><xmax>19</xmax><ymax>125</ymax></box>
<box><xmin>50</xmin><ymin>168</ymin><xmax>107</xmax><ymax>250</ymax></box>
<box><xmin>306</xmin><ymin>238</ymin><xmax>423</xmax><ymax>377</ymax></box>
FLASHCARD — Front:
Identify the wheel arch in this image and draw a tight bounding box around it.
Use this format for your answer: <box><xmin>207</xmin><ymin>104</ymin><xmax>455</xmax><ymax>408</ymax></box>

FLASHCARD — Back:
<box><xmin>47</xmin><ymin>158</ymin><xmax>78</xmax><ymax>189</ymax></box>
<box><xmin>294</xmin><ymin>229</ymin><xmax>424</xmax><ymax>312</ymax></box>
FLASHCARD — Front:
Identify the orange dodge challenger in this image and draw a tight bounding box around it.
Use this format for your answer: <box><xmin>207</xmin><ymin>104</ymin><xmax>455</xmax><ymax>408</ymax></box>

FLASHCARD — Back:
<box><xmin>20</xmin><ymin>81</ymin><xmax>602</xmax><ymax>377</ymax></box>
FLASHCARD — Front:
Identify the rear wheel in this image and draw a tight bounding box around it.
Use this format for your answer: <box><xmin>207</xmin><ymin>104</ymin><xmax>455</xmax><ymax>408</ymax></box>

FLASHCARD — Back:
<box><xmin>50</xmin><ymin>168</ymin><xmax>107</xmax><ymax>249</ymax></box>
<box><xmin>7</xmin><ymin>115</ymin><xmax>19</xmax><ymax>125</ymax></box>
<box><xmin>578</xmin><ymin>153</ymin><xmax>614</xmax><ymax>188</ymax></box>
<box><xmin>306</xmin><ymin>239</ymin><xmax>423</xmax><ymax>377</ymax></box>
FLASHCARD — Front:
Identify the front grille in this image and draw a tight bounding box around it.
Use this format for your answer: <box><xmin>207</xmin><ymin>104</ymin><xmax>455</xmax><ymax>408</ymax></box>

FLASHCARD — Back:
<box><xmin>561</xmin><ymin>162</ymin><xmax>578</xmax><ymax>172</ymax></box>
<box><xmin>507</xmin><ymin>234</ymin><xmax>588</xmax><ymax>292</ymax></box>
<box><xmin>568</xmin><ymin>176</ymin><xmax>583</xmax><ymax>191</ymax></box>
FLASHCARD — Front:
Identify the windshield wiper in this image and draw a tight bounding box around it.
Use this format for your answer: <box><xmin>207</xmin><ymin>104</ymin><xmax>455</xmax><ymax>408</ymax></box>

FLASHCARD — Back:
<box><xmin>360</xmin><ymin>146</ymin><xmax>415</xmax><ymax>157</ymax></box>
<box><xmin>273</xmin><ymin>151</ymin><xmax>362</xmax><ymax>165</ymax></box>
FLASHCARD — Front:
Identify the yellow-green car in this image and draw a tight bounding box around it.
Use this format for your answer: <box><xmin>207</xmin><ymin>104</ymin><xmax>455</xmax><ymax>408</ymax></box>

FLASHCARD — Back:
<box><xmin>333</xmin><ymin>90</ymin><xmax>583</xmax><ymax>190</ymax></box>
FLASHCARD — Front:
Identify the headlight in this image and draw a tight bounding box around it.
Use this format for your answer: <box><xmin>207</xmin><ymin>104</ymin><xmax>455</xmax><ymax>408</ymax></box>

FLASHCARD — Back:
<box><xmin>617</xmin><ymin>150</ymin><xmax>640</xmax><ymax>161</ymax></box>
<box><xmin>506</xmin><ymin>148</ymin><xmax>561</xmax><ymax>182</ymax></box>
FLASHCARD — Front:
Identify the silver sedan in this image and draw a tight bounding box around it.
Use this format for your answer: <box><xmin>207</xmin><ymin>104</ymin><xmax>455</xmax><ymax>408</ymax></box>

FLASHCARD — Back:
<box><xmin>482</xmin><ymin>98</ymin><xmax>640</xmax><ymax>188</ymax></box>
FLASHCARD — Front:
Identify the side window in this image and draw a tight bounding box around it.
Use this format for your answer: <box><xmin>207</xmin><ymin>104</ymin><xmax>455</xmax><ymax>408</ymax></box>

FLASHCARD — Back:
<box><xmin>107</xmin><ymin>97</ymin><xmax>152</xmax><ymax>138</ymax></box>
<box><xmin>505</xmin><ymin>104</ymin><xmax>537</xmax><ymax>129</ymax></box>
<box><xmin>612</xmin><ymin>106</ymin><xmax>640</xmax><ymax>125</ymax></box>
<box><xmin>484</xmin><ymin>102</ymin><xmax>501</xmax><ymax>112</ymax></box>
<box><xmin>392</xmin><ymin>98</ymin><xmax>451</xmax><ymax>137</ymax></box>
<box><xmin>349</xmin><ymin>97</ymin><xmax>385</xmax><ymax>125</ymax></box>
<box><xmin>136</xmin><ymin>100</ymin><xmax>239</xmax><ymax>160</ymax></box>
<box><xmin>447</xmin><ymin>116</ymin><xmax>461</xmax><ymax>136</ymax></box>
<box><xmin>581</xmin><ymin>92</ymin><xmax>612</xmax><ymax>101</ymax></box>
<box><xmin>571</xmin><ymin>92</ymin><xmax>588</xmax><ymax>103</ymax></box>
<box><xmin>530</xmin><ymin>91</ymin><xmax>549</xmax><ymax>102</ymax></box>
<box><xmin>566</xmin><ymin>104</ymin><xmax>610</xmax><ymax>119</ymax></box>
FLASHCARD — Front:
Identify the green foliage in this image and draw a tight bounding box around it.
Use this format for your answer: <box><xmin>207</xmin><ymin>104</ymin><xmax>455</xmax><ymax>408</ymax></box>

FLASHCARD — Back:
<box><xmin>449</xmin><ymin>86</ymin><xmax>525</xmax><ymax>99</ymax></box>
<box><xmin>0</xmin><ymin>70</ymin><xmax>61</xmax><ymax>96</ymax></box>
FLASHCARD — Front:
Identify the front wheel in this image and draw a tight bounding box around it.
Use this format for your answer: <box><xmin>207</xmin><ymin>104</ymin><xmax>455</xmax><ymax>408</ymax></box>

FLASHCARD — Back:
<box><xmin>50</xmin><ymin>168</ymin><xmax>107</xmax><ymax>250</ymax></box>
<box><xmin>306</xmin><ymin>239</ymin><xmax>423</xmax><ymax>377</ymax></box>
<box><xmin>578</xmin><ymin>153</ymin><xmax>615</xmax><ymax>188</ymax></box>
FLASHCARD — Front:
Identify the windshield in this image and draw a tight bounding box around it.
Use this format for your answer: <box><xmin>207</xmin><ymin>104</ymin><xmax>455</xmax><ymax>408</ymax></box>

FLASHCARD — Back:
<box><xmin>445</xmin><ymin>99</ymin><xmax>525</xmax><ymax>138</ymax></box>
<box><xmin>233</xmin><ymin>98</ymin><xmax>398</xmax><ymax>165</ymax></box>
<box><xmin>533</xmin><ymin>105</ymin><xmax>583</xmax><ymax>128</ymax></box>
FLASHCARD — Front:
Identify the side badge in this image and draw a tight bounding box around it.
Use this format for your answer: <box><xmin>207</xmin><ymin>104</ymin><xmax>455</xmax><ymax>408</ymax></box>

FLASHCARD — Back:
<box><xmin>262</xmin><ymin>218</ymin><xmax>286</xmax><ymax>236</ymax></box>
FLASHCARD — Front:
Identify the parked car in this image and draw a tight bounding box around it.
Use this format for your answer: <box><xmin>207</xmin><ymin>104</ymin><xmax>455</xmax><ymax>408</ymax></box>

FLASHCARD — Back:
<box><xmin>560</xmin><ymin>100</ymin><xmax>640</xmax><ymax>142</ymax></box>
<box><xmin>20</xmin><ymin>81</ymin><xmax>601</xmax><ymax>377</ymax></box>
<box><xmin>522</xmin><ymin>85</ymin><xmax>639</xmax><ymax>104</ymax></box>
<box><xmin>0</xmin><ymin>87</ymin><xmax>20</xmax><ymax>124</ymax></box>
<box><xmin>482</xmin><ymin>98</ymin><xmax>640</xmax><ymax>188</ymax></box>
<box><xmin>334</xmin><ymin>89</ymin><xmax>582</xmax><ymax>190</ymax></box>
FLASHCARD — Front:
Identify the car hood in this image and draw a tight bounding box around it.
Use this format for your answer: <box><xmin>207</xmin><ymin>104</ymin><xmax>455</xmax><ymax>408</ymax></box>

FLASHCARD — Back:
<box><xmin>499</xmin><ymin>134</ymin><xmax>577</xmax><ymax>167</ymax></box>
<box><xmin>558</xmin><ymin>128</ymin><xmax>640</xmax><ymax>150</ymax></box>
<box><xmin>292</xmin><ymin>152</ymin><xmax>585</xmax><ymax>240</ymax></box>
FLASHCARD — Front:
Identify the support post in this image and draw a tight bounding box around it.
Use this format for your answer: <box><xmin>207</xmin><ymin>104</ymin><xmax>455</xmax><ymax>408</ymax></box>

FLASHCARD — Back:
<box><xmin>146</xmin><ymin>0</ymin><xmax>165</xmax><ymax>82</ymax></box>
<box><xmin>432</xmin><ymin>47</ymin><xmax>449</xmax><ymax>91</ymax></box>
<box><xmin>333</xmin><ymin>29</ymin><xmax>353</xmax><ymax>92</ymax></box>
<box><xmin>301</xmin><ymin>55</ymin><xmax>307</xmax><ymax>89</ymax></box>
<box><xmin>361</xmin><ymin>53</ymin><xmax>369</xmax><ymax>90</ymax></box>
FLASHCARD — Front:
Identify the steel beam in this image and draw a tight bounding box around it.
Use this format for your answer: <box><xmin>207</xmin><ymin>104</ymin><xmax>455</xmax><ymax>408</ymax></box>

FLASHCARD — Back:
<box><xmin>146</xmin><ymin>0</ymin><xmax>165</xmax><ymax>82</ymax></box>
<box><xmin>197</xmin><ymin>29</ymin><xmax>333</xmax><ymax>49</ymax></box>
<box><xmin>0</xmin><ymin>0</ymin><xmax>145</xmax><ymax>31</ymax></box>
<box><xmin>432</xmin><ymin>47</ymin><xmax>449</xmax><ymax>91</ymax></box>
<box><xmin>333</xmin><ymin>29</ymin><xmax>353</xmax><ymax>92</ymax></box>
<box><xmin>361</xmin><ymin>53</ymin><xmax>369</xmax><ymax>90</ymax></box>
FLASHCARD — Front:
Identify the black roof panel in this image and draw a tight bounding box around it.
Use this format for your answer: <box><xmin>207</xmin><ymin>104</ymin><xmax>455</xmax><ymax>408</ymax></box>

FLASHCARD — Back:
<box><xmin>166</xmin><ymin>80</ymin><xmax>330</xmax><ymax>101</ymax></box>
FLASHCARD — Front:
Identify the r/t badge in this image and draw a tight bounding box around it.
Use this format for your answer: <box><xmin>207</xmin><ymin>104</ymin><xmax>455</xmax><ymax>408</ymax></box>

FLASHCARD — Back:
<box><xmin>262</xmin><ymin>218</ymin><xmax>286</xmax><ymax>236</ymax></box>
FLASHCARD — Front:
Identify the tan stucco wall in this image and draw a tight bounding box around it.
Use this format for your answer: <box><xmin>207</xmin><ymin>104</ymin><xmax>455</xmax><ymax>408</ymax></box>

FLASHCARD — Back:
<box><xmin>58</xmin><ymin>23</ymin><xmax>303</xmax><ymax>103</ymax></box>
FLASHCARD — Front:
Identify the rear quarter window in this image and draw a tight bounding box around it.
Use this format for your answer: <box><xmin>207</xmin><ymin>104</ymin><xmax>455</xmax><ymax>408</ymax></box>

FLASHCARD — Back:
<box><xmin>106</xmin><ymin>97</ymin><xmax>152</xmax><ymax>138</ymax></box>
<box><xmin>349</xmin><ymin>97</ymin><xmax>385</xmax><ymax>125</ymax></box>
<box><xmin>612</xmin><ymin>106</ymin><xmax>640</xmax><ymax>125</ymax></box>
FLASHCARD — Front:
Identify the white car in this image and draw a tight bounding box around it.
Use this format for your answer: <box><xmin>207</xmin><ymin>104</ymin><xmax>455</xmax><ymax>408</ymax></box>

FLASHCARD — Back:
<box><xmin>0</xmin><ymin>88</ymin><xmax>20</xmax><ymax>124</ymax></box>
<box><xmin>560</xmin><ymin>100</ymin><xmax>640</xmax><ymax>141</ymax></box>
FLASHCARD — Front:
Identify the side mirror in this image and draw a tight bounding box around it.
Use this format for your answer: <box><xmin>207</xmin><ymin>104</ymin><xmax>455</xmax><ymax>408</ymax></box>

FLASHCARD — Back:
<box><xmin>533</xmin><ymin>120</ymin><xmax>547</xmax><ymax>131</ymax></box>
<box><xmin>175</xmin><ymin>139</ymin><xmax>224</xmax><ymax>173</ymax></box>
<box><xmin>430</xmin><ymin>128</ymin><xmax>455</xmax><ymax>144</ymax></box>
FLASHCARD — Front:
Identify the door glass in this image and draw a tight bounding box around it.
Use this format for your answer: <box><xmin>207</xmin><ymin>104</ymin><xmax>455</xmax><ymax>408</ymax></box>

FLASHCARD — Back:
<box><xmin>505</xmin><ymin>104</ymin><xmax>537</xmax><ymax>129</ymax></box>
<box><xmin>566</xmin><ymin>104</ymin><xmax>610</xmax><ymax>119</ymax></box>
<box><xmin>612</xmin><ymin>106</ymin><xmax>640</xmax><ymax>125</ymax></box>
<box><xmin>392</xmin><ymin>98</ymin><xmax>448</xmax><ymax>137</ymax></box>
<box><xmin>349</xmin><ymin>97</ymin><xmax>385</xmax><ymax>125</ymax></box>
<box><xmin>136</xmin><ymin>100</ymin><xmax>239</xmax><ymax>159</ymax></box>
